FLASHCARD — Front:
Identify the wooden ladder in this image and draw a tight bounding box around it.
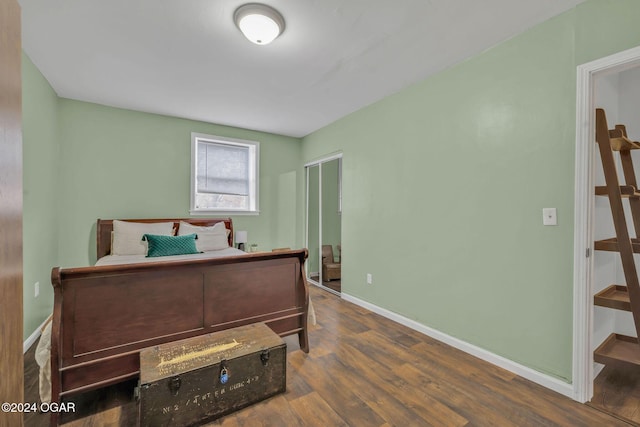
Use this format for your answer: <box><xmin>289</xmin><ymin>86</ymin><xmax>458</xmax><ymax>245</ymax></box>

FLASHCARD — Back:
<box><xmin>593</xmin><ymin>108</ymin><xmax>640</xmax><ymax>366</ymax></box>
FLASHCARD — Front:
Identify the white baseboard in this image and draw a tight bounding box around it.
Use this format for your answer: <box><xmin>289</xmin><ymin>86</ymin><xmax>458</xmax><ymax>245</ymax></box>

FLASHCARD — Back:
<box><xmin>23</xmin><ymin>316</ymin><xmax>50</xmax><ymax>354</ymax></box>
<box><xmin>341</xmin><ymin>292</ymin><xmax>575</xmax><ymax>400</ymax></box>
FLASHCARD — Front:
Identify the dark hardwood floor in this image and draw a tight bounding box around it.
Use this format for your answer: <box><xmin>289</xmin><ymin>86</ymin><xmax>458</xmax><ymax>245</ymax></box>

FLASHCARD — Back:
<box><xmin>25</xmin><ymin>286</ymin><xmax>635</xmax><ymax>426</ymax></box>
<box><xmin>589</xmin><ymin>363</ymin><xmax>640</xmax><ymax>425</ymax></box>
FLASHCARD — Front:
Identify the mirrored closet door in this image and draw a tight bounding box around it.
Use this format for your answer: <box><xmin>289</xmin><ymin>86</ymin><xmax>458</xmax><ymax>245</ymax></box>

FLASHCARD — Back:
<box><xmin>305</xmin><ymin>155</ymin><xmax>342</xmax><ymax>294</ymax></box>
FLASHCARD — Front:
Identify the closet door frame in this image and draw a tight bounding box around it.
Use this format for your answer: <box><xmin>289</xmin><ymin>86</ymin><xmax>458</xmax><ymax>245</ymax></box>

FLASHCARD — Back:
<box><xmin>305</xmin><ymin>153</ymin><xmax>342</xmax><ymax>294</ymax></box>
<box><xmin>574</xmin><ymin>45</ymin><xmax>640</xmax><ymax>403</ymax></box>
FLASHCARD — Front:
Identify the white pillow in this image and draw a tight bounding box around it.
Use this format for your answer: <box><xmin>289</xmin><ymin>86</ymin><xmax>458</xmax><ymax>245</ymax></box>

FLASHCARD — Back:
<box><xmin>112</xmin><ymin>220</ymin><xmax>174</xmax><ymax>255</ymax></box>
<box><xmin>178</xmin><ymin>221</ymin><xmax>229</xmax><ymax>252</ymax></box>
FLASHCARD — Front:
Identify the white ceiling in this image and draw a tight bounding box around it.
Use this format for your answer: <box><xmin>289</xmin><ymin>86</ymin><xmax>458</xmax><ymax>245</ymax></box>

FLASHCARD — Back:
<box><xmin>19</xmin><ymin>0</ymin><xmax>585</xmax><ymax>138</ymax></box>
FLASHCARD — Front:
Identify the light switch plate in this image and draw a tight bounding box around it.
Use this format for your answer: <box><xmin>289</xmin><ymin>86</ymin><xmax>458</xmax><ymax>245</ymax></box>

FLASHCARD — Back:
<box><xmin>543</xmin><ymin>208</ymin><xmax>557</xmax><ymax>226</ymax></box>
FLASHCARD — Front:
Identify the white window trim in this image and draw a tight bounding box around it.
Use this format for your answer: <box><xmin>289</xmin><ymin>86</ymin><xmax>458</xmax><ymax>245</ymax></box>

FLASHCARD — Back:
<box><xmin>190</xmin><ymin>132</ymin><xmax>260</xmax><ymax>216</ymax></box>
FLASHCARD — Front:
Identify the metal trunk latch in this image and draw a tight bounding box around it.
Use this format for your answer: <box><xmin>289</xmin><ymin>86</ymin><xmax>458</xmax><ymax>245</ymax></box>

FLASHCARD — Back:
<box><xmin>168</xmin><ymin>376</ymin><xmax>182</xmax><ymax>396</ymax></box>
<box><xmin>260</xmin><ymin>349</ymin><xmax>270</xmax><ymax>366</ymax></box>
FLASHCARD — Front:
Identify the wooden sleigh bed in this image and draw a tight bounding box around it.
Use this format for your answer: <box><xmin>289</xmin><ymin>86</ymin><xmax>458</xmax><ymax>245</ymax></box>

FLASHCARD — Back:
<box><xmin>49</xmin><ymin>217</ymin><xmax>310</xmax><ymax>412</ymax></box>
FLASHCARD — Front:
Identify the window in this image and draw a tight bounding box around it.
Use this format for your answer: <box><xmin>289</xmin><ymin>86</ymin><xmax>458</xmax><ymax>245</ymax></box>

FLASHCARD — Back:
<box><xmin>190</xmin><ymin>133</ymin><xmax>259</xmax><ymax>214</ymax></box>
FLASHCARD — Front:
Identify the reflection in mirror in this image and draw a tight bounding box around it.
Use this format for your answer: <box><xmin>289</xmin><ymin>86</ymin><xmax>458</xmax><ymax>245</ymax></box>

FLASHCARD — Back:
<box><xmin>306</xmin><ymin>156</ymin><xmax>342</xmax><ymax>294</ymax></box>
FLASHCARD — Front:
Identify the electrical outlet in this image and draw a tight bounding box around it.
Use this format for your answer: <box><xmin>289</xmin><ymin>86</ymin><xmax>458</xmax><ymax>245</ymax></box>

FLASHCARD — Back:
<box><xmin>543</xmin><ymin>208</ymin><xmax>557</xmax><ymax>226</ymax></box>
<box><xmin>366</xmin><ymin>273</ymin><xmax>372</xmax><ymax>285</ymax></box>
<box><xmin>34</xmin><ymin>281</ymin><xmax>40</xmax><ymax>298</ymax></box>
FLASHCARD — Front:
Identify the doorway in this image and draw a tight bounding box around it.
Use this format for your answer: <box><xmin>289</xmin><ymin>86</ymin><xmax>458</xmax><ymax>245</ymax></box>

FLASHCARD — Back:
<box><xmin>306</xmin><ymin>154</ymin><xmax>342</xmax><ymax>295</ymax></box>
<box><xmin>574</xmin><ymin>45</ymin><xmax>640</xmax><ymax>419</ymax></box>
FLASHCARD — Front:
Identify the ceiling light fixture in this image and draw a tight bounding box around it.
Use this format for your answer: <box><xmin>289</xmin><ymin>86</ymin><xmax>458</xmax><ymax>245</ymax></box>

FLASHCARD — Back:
<box><xmin>234</xmin><ymin>3</ymin><xmax>285</xmax><ymax>45</ymax></box>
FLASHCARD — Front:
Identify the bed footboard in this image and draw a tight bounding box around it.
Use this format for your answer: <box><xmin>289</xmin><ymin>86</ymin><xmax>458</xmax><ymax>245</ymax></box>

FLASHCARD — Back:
<box><xmin>49</xmin><ymin>249</ymin><xmax>309</xmax><ymax>406</ymax></box>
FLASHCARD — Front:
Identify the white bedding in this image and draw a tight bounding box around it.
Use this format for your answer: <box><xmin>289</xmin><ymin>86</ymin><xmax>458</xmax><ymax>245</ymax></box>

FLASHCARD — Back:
<box><xmin>95</xmin><ymin>247</ymin><xmax>246</xmax><ymax>266</ymax></box>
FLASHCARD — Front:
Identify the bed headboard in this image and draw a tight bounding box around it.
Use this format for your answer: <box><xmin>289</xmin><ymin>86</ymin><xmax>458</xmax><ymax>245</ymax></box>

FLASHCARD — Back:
<box><xmin>96</xmin><ymin>218</ymin><xmax>233</xmax><ymax>260</ymax></box>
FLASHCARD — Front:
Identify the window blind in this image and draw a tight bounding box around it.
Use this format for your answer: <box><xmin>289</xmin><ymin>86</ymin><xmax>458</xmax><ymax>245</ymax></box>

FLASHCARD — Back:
<box><xmin>197</xmin><ymin>141</ymin><xmax>249</xmax><ymax>196</ymax></box>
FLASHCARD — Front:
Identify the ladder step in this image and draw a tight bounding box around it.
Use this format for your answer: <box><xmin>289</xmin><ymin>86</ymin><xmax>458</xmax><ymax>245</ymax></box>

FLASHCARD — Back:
<box><xmin>610</xmin><ymin>135</ymin><xmax>640</xmax><ymax>151</ymax></box>
<box><xmin>594</xmin><ymin>237</ymin><xmax>640</xmax><ymax>253</ymax></box>
<box><xmin>594</xmin><ymin>333</ymin><xmax>640</xmax><ymax>366</ymax></box>
<box><xmin>594</xmin><ymin>285</ymin><xmax>631</xmax><ymax>311</ymax></box>
<box><xmin>595</xmin><ymin>185</ymin><xmax>640</xmax><ymax>197</ymax></box>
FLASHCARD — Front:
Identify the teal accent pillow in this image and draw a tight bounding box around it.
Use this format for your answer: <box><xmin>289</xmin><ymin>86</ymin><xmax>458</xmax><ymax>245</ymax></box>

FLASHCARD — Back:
<box><xmin>143</xmin><ymin>233</ymin><xmax>200</xmax><ymax>257</ymax></box>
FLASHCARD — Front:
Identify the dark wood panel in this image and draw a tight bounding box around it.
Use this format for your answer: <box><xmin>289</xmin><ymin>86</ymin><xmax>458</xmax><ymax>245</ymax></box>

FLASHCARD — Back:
<box><xmin>265</xmin><ymin>314</ymin><xmax>305</xmax><ymax>336</ymax></box>
<box><xmin>0</xmin><ymin>0</ymin><xmax>23</xmax><ymax>426</ymax></box>
<box><xmin>204</xmin><ymin>260</ymin><xmax>298</xmax><ymax>325</ymax></box>
<box><xmin>61</xmin><ymin>354</ymin><xmax>139</xmax><ymax>396</ymax></box>
<box><xmin>69</xmin><ymin>270</ymin><xmax>204</xmax><ymax>355</ymax></box>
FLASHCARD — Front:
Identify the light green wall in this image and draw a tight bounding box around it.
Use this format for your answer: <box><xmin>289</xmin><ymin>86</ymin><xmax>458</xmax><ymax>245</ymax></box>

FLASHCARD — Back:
<box><xmin>22</xmin><ymin>53</ymin><xmax>60</xmax><ymax>340</ymax></box>
<box><xmin>574</xmin><ymin>0</ymin><xmax>640</xmax><ymax>65</ymax></box>
<box><xmin>56</xmin><ymin>100</ymin><xmax>302</xmax><ymax>267</ymax></box>
<box><xmin>301</xmin><ymin>0</ymin><xmax>640</xmax><ymax>382</ymax></box>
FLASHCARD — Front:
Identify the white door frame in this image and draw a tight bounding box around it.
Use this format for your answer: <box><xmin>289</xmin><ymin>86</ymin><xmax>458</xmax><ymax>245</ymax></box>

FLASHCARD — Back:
<box><xmin>573</xmin><ymin>45</ymin><xmax>640</xmax><ymax>403</ymax></box>
<box><xmin>304</xmin><ymin>152</ymin><xmax>343</xmax><ymax>294</ymax></box>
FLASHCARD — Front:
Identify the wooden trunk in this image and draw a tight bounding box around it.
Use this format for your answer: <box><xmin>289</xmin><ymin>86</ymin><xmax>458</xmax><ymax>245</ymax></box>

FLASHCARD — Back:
<box><xmin>138</xmin><ymin>323</ymin><xmax>286</xmax><ymax>426</ymax></box>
